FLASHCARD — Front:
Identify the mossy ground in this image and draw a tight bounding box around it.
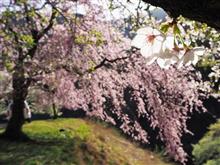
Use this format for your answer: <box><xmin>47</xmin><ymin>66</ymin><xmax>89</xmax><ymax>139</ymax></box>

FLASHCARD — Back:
<box><xmin>0</xmin><ymin>118</ymin><xmax>173</xmax><ymax>165</ymax></box>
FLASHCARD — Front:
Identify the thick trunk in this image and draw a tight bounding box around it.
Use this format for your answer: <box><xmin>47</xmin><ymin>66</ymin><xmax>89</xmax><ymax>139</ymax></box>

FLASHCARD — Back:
<box><xmin>2</xmin><ymin>66</ymin><xmax>30</xmax><ymax>141</ymax></box>
<box><xmin>3</xmin><ymin>99</ymin><xmax>27</xmax><ymax>140</ymax></box>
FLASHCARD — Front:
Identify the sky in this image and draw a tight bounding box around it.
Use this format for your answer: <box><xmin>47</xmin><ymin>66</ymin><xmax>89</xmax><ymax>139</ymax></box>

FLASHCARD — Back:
<box><xmin>92</xmin><ymin>0</ymin><xmax>167</xmax><ymax>21</ymax></box>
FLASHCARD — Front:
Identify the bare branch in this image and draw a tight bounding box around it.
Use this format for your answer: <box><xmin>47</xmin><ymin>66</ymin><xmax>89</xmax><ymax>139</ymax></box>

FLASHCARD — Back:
<box><xmin>37</xmin><ymin>8</ymin><xmax>57</xmax><ymax>40</ymax></box>
<box><xmin>26</xmin><ymin>6</ymin><xmax>57</xmax><ymax>58</ymax></box>
<box><xmin>7</xmin><ymin>27</ymin><xmax>23</xmax><ymax>61</ymax></box>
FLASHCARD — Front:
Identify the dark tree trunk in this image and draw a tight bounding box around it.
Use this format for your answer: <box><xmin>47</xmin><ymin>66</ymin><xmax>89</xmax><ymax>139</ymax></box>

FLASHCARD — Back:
<box><xmin>142</xmin><ymin>0</ymin><xmax>220</xmax><ymax>30</ymax></box>
<box><xmin>2</xmin><ymin>65</ymin><xmax>30</xmax><ymax>141</ymax></box>
<box><xmin>3</xmin><ymin>99</ymin><xmax>27</xmax><ymax>140</ymax></box>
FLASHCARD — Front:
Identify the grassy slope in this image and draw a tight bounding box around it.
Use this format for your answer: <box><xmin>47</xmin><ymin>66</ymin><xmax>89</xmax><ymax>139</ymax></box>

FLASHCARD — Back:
<box><xmin>0</xmin><ymin>118</ymin><xmax>173</xmax><ymax>165</ymax></box>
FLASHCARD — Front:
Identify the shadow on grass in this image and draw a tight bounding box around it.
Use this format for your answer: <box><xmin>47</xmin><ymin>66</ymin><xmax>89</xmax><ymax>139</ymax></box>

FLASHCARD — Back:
<box><xmin>0</xmin><ymin>136</ymin><xmax>81</xmax><ymax>165</ymax></box>
<box><xmin>0</xmin><ymin>118</ymin><xmax>110</xmax><ymax>165</ymax></box>
<box><xmin>0</xmin><ymin>136</ymin><xmax>112</xmax><ymax>165</ymax></box>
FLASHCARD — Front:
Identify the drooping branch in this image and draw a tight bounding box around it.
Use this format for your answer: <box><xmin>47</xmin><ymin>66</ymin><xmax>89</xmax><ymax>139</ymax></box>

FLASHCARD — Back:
<box><xmin>141</xmin><ymin>0</ymin><xmax>220</xmax><ymax>30</ymax></box>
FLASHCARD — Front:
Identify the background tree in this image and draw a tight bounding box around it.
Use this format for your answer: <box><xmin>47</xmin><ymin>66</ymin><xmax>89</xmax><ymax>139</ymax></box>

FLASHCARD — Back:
<box><xmin>0</xmin><ymin>0</ymin><xmax>79</xmax><ymax>140</ymax></box>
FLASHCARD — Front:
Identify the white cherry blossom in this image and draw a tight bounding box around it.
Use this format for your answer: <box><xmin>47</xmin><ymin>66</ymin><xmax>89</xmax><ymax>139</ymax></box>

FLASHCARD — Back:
<box><xmin>131</xmin><ymin>27</ymin><xmax>166</xmax><ymax>65</ymax></box>
<box><xmin>132</xmin><ymin>28</ymin><xmax>179</xmax><ymax>69</ymax></box>
<box><xmin>132</xmin><ymin>26</ymin><xmax>205</xmax><ymax>69</ymax></box>
<box><xmin>177</xmin><ymin>47</ymin><xmax>205</xmax><ymax>68</ymax></box>
<box><xmin>131</xmin><ymin>27</ymin><xmax>163</xmax><ymax>49</ymax></box>
<box><xmin>156</xmin><ymin>51</ymin><xmax>179</xmax><ymax>69</ymax></box>
<box><xmin>157</xmin><ymin>35</ymin><xmax>179</xmax><ymax>68</ymax></box>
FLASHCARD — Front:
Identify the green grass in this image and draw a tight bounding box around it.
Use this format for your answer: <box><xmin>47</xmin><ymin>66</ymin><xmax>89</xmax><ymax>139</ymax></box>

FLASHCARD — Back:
<box><xmin>0</xmin><ymin>118</ymin><xmax>174</xmax><ymax>165</ymax></box>
<box><xmin>193</xmin><ymin>119</ymin><xmax>220</xmax><ymax>165</ymax></box>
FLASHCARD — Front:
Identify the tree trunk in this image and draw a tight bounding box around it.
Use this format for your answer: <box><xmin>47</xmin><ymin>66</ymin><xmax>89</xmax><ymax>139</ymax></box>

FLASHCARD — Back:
<box><xmin>142</xmin><ymin>0</ymin><xmax>220</xmax><ymax>30</ymax></box>
<box><xmin>2</xmin><ymin>66</ymin><xmax>30</xmax><ymax>141</ymax></box>
<box><xmin>3</xmin><ymin>99</ymin><xmax>27</xmax><ymax>140</ymax></box>
<box><xmin>52</xmin><ymin>103</ymin><xmax>58</xmax><ymax>119</ymax></box>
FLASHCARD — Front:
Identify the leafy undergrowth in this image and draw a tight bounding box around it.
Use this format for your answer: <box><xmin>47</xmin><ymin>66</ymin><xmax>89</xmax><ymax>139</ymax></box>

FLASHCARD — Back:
<box><xmin>193</xmin><ymin>119</ymin><xmax>220</xmax><ymax>165</ymax></box>
<box><xmin>0</xmin><ymin>118</ymin><xmax>174</xmax><ymax>165</ymax></box>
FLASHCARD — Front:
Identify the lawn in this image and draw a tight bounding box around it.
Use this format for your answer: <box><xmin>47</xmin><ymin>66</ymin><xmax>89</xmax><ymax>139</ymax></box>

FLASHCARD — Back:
<box><xmin>0</xmin><ymin>118</ymin><xmax>174</xmax><ymax>165</ymax></box>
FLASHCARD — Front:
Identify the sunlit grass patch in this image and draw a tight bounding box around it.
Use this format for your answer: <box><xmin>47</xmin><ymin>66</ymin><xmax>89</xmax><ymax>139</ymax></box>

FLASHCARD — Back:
<box><xmin>0</xmin><ymin>118</ymin><xmax>173</xmax><ymax>165</ymax></box>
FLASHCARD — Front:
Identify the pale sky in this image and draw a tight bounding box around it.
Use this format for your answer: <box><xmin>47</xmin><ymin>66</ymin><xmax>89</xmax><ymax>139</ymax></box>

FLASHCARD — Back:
<box><xmin>0</xmin><ymin>0</ymin><xmax>167</xmax><ymax>21</ymax></box>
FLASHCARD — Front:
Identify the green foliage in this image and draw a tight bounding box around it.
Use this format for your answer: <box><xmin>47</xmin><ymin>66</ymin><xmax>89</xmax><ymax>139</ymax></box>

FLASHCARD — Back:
<box><xmin>0</xmin><ymin>101</ymin><xmax>5</xmax><ymax>114</ymax></box>
<box><xmin>17</xmin><ymin>0</ymin><xmax>28</xmax><ymax>4</ymax></box>
<box><xmin>160</xmin><ymin>23</ymin><xmax>170</xmax><ymax>34</ymax></box>
<box><xmin>0</xmin><ymin>118</ymin><xmax>173</xmax><ymax>165</ymax></box>
<box><xmin>197</xmin><ymin>57</ymin><xmax>217</xmax><ymax>69</ymax></box>
<box><xmin>74</xmin><ymin>34</ymin><xmax>87</xmax><ymax>45</ymax></box>
<box><xmin>74</xmin><ymin>29</ymin><xmax>105</xmax><ymax>46</ymax></box>
<box><xmin>20</xmin><ymin>34</ymin><xmax>35</xmax><ymax>48</ymax></box>
<box><xmin>193</xmin><ymin>120</ymin><xmax>220</xmax><ymax>165</ymax></box>
<box><xmin>4</xmin><ymin>62</ymin><xmax>14</xmax><ymax>72</ymax></box>
<box><xmin>173</xmin><ymin>24</ymin><xmax>181</xmax><ymax>36</ymax></box>
<box><xmin>2</xmin><ymin>9</ymin><xmax>15</xmax><ymax>18</ymax></box>
<box><xmin>197</xmin><ymin>56</ymin><xmax>220</xmax><ymax>93</ymax></box>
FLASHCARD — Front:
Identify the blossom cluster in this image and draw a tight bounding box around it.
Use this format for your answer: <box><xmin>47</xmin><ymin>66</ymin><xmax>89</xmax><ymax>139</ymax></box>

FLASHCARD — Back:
<box><xmin>131</xmin><ymin>27</ymin><xmax>205</xmax><ymax>69</ymax></box>
<box><xmin>33</xmin><ymin>11</ymin><xmax>204</xmax><ymax>164</ymax></box>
